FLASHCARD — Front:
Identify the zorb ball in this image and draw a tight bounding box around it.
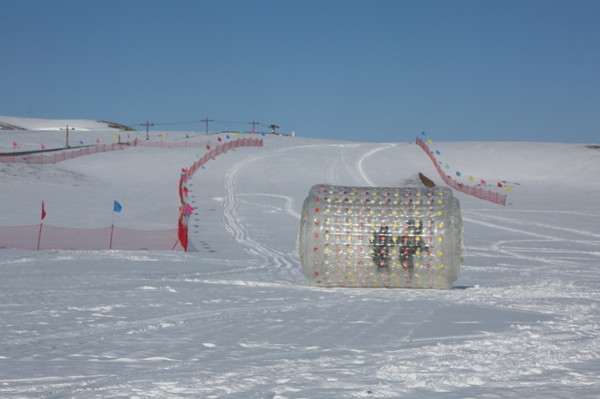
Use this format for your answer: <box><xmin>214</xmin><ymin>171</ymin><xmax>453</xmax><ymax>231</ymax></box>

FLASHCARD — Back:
<box><xmin>298</xmin><ymin>184</ymin><xmax>463</xmax><ymax>289</ymax></box>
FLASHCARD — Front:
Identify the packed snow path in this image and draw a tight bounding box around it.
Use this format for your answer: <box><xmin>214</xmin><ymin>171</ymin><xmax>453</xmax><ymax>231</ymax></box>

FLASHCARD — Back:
<box><xmin>1</xmin><ymin>135</ymin><xmax>599</xmax><ymax>397</ymax></box>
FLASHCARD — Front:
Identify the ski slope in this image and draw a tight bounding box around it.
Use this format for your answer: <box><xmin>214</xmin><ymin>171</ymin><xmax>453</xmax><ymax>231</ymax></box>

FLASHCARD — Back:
<box><xmin>1</xmin><ymin>127</ymin><xmax>599</xmax><ymax>398</ymax></box>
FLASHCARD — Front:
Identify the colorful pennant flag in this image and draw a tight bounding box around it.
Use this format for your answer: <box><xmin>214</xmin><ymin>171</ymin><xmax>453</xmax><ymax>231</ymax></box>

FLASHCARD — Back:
<box><xmin>41</xmin><ymin>201</ymin><xmax>47</xmax><ymax>220</ymax></box>
<box><xmin>113</xmin><ymin>200</ymin><xmax>122</xmax><ymax>213</ymax></box>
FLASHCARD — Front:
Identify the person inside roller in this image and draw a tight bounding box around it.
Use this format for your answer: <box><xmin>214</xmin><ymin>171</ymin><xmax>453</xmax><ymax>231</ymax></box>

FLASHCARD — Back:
<box><xmin>370</xmin><ymin>225</ymin><xmax>391</xmax><ymax>270</ymax></box>
<box><xmin>398</xmin><ymin>219</ymin><xmax>429</xmax><ymax>277</ymax></box>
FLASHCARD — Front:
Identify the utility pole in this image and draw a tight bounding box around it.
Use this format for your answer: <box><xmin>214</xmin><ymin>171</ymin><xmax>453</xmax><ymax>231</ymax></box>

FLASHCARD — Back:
<box><xmin>201</xmin><ymin>117</ymin><xmax>213</xmax><ymax>134</ymax></box>
<box><xmin>141</xmin><ymin>121</ymin><xmax>154</xmax><ymax>140</ymax></box>
<box><xmin>249</xmin><ymin>120</ymin><xmax>260</xmax><ymax>133</ymax></box>
<box><xmin>60</xmin><ymin>125</ymin><xmax>74</xmax><ymax>148</ymax></box>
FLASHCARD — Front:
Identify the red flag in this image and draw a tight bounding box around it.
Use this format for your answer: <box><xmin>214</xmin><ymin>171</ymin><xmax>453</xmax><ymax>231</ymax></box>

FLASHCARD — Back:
<box><xmin>41</xmin><ymin>201</ymin><xmax>47</xmax><ymax>220</ymax></box>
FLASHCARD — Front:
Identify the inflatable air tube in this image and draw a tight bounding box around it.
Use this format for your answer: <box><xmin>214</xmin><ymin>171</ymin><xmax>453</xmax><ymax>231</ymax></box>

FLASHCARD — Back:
<box><xmin>298</xmin><ymin>185</ymin><xmax>463</xmax><ymax>289</ymax></box>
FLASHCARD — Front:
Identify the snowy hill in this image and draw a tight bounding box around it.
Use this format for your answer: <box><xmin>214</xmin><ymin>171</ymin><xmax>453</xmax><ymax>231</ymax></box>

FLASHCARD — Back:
<box><xmin>1</xmin><ymin>121</ymin><xmax>599</xmax><ymax>398</ymax></box>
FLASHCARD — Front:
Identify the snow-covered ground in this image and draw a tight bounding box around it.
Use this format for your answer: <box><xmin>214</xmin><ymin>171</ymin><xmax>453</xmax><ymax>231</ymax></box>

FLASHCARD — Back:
<box><xmin>1</xmin><ymin>119</ymin><xmax>599</xmax><ymax>398</ymax></box>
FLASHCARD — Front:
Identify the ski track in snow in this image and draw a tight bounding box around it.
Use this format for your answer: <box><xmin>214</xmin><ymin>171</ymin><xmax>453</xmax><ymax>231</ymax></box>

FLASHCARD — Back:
<box><xmin>222</xmin><ymin>149</ymin><xmax>299</xmax><ymax>281</ymax></box>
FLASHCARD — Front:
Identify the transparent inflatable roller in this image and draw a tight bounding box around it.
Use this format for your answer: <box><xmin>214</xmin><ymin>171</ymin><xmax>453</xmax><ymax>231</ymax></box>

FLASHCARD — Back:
<box><xmin>298</xmin><ymin>184</ymin><xmax>463</xmax><ymax>289</ymax></box>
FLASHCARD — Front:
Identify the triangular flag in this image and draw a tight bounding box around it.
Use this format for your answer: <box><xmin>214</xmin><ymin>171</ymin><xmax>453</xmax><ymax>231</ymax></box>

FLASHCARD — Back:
<box><xmin>113</xmin><ymin>200</ymin><xmax>122</xmax><ymax>213</ymax></box>
<box><xmin>218</xmin><ymin>137</ymin><xmax>222</xmax><ymax>142</ymax></box>
<box><xmin>421</xmin><ymin>131</ymin><xmax>426</xmax><ymax>136</ymax></box>
<box><xmin>12</xmin><ymin>141</ymin><xmax>17</xmax><ymax>147</ymax></box>
<box><xmin>79</xmin><ymin>140</ymin><xmax>84</xmax><ymax>145</ymax></box>
<box><xmin>41</xmin><ymin>201</ymin><xmax>47</xmax><ymax>220</ymax></box>
<box><xmin>435</xmin><ymin>150</ymin><xmax>441</xmax><ymax>155</ymax></box>
<box><xmin>96</xmin><ymin>138</ymin><xmax>100</xmax><ymax>144</ymax></box>
<box><xmin>226</xmin><ymin>134</ymin><xmax>230</xmax><ymax>140</ymax></box>
<box><xmin>206</xmin><ymin>144</ymin><xmax>211</xmax><ymax>150</ymax></box>
<box><xmin>468</xmin><ymin>175</ymin><xmax>474</xmax><ymax>181</ymax></box>
<box><xmin>427</xmin><ymin>139</ymin><xmax>433</xmax><ymax>145</ymax></box>
<box><xmin>480</xmin><ymin>179</ymin><xmax>487</xmax><ymax>185</ymax></box>
<box><xmin>41</xmin><ymin>144</ymin><xmax>45</xmax><ymax>150</ymax></box>
<box><xmin>456</xmin><ymin>171</ymin><xmax>462</xmax><ymax>177</ymax></box>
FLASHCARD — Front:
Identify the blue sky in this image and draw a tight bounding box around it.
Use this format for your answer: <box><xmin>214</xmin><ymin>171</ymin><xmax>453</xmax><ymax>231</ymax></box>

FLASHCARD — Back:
<box><xmin>1</xmin><ymin>0</ymin><xmax>598</xmax><ymax>143</ymax></box>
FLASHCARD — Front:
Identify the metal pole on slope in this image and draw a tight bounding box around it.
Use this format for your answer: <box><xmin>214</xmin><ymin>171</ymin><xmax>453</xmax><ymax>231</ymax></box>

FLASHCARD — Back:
<box><xmin>201</xmin><ymin>117</ymin><xmax>213</xmax><ymax>134</ymax></box>
<box><xmin>60</xmin><ymin>125</ymin><xmax>74</xmax><ymax>148</ymax></box>
<box><xmin>249</xmin><ymin>120</ymin><xmax>259</xmax><ymax>133</ymax></box>
<box><xmin>141</xmin><ymin>121</ymin><xmax>154</xmax><ymax>140</ymax></box>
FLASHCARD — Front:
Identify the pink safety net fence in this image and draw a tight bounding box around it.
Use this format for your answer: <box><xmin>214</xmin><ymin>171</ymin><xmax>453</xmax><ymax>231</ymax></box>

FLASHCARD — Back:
<box><xmin>0</xmin><ymin>225</ymin><xmax>183</xmax><ymax>251</ymax></box>
<box><xmin>416</xmin><ymin>137</ymin><xmax>507</xmax><ymax>206</ymax></box>
<box><xmin>0</xmin><ymin>139</ymin><xmax>213</xmax><ymax>164</ymax></box>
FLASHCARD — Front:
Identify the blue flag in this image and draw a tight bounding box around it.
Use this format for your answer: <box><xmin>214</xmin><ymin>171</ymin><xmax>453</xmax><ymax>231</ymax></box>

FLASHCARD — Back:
<box><xmin>113</xmin><ymin>200</ymin><xmax>122</xmax><ymax>213</ymax></box>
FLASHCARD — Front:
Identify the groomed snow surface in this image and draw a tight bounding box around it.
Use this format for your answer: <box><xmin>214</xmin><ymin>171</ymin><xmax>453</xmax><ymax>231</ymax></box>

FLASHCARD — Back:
<box><xmin>1</xmin><ymin>122</ymin><xmax>599</xmax><ymax>398</ymax></box>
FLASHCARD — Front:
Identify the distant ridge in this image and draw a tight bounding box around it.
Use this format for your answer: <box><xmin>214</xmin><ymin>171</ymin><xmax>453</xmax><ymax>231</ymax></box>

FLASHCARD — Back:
<box><xmin>0</xmin><ymin>115</ymin><xmax>133</xmax><ymax>131</ymax></box>
<box><xmin>98</xmin><ymin>121</ymin><xmax>135</xmax><ymax>131</ymax></box>
<box><xmin>0</xmin><ymin>121</ymin><xmax>26</xmax><ymax>130</ymax></box>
